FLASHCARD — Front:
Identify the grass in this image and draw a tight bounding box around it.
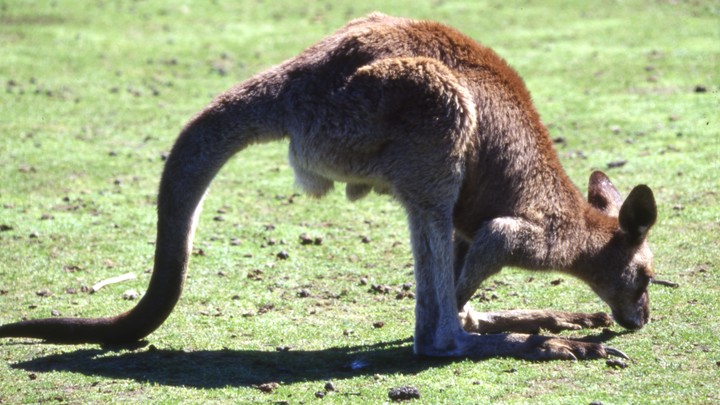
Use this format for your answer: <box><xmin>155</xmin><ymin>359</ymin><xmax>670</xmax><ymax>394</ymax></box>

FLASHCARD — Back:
<box><xmin>0</xmin><ymin>0</ymin><xmax>718</xmax><ymax>403</ymax></box>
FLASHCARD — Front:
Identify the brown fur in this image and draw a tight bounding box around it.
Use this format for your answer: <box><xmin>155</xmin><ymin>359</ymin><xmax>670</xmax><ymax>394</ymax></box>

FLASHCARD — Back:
<box><xmin>0</xmin><ymin>14</ymin><xmax>657</xmax><ymax>360</ymax></box>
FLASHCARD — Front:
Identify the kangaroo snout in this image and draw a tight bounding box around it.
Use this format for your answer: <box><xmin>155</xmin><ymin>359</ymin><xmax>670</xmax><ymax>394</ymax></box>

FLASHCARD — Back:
<box><xmin>612</xmin><ymin>291</ymin><xmax>650</xmax><ymax>330</ymax></box>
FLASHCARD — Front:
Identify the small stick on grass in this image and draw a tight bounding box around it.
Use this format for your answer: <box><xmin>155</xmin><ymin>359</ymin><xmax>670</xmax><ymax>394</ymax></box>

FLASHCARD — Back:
<box><xmin>91</xmin><ymin>273</ymin><xmax>137</xmax><ymax>293</ymax></box>
<box><xmin>650</xmin><ymin>278</ymin><xmax>679</xmax><ymax>288</ymax></box>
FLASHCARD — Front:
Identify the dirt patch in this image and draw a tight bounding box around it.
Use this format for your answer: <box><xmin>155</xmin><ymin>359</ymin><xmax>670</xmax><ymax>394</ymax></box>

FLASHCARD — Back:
<box><xmin>0</xmin><ymin>14</ymin><xmax>68</xmax><ymax>26</ymax></box>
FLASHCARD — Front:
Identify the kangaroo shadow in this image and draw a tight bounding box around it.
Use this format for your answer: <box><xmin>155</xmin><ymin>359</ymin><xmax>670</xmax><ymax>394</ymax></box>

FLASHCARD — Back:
<box><xmin>8</xmin><ymin>337</ymin><xmax>450</xmax><ymax>388</ymax></box>
<box><xmin>8</xmin><ymin>330</ymin><xmax>624</xmax><ymax>388</ymax></box>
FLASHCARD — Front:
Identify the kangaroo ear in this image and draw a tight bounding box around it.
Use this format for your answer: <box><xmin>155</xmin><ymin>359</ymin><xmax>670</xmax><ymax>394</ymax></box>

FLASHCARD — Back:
<box><xmin>588</xmin><ymin>171</ymin><xmax>623</xmax><ymax>216</ymax></box>
<box><xmin>619</xmin><ymin>184</ymin><xmax>657</xmax><ymax>244</ymax></box>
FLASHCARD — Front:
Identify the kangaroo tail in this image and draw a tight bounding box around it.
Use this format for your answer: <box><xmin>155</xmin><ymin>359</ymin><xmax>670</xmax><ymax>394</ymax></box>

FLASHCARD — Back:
<box><xmin>0</xmin><ymin>77</ymin><xmax>286</xmax><ymax>344</ymax></box>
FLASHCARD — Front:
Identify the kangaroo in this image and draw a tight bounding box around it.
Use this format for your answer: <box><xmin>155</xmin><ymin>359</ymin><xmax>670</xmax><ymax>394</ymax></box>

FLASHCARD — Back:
<box><xmin>0</xmin><ymin>13</ymin><xmax>657</xmax><ymax>360</ymax></box>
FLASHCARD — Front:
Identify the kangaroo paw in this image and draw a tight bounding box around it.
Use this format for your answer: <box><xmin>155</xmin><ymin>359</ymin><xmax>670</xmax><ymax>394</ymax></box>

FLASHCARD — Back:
<box><xmin>459</xmin><ymin>307</ymin><xmax>613</xmax><ymax>334</ymax></box>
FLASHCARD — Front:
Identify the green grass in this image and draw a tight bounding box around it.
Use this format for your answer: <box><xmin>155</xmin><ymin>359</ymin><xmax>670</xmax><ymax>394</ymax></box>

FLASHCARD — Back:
<box><xmin>1</xmin><ymin>0</ymin><xmax>718</xmax><ymax>403</ymax></box>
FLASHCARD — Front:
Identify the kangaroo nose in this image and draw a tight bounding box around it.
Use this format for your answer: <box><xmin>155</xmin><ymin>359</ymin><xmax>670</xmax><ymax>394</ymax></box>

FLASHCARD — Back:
<box><xmin>612</xmin><ymin>291</ymin><xmax>649</xmax><ymax>330</ymax></box>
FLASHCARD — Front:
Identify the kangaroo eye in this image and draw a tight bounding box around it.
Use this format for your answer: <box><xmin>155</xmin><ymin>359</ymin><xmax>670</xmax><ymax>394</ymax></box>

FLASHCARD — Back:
<box><xmin>634</xmin><ymin>273</ymin><xmax>650</xmax><ymax>301</ymax></box>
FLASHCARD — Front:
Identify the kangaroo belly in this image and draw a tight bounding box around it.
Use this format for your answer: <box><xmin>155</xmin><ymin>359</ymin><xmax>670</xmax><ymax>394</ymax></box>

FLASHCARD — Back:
<box><xmin>288</xmin><ymin>142</ymin><xmax>392</xmax><ymax>201</ymax></box>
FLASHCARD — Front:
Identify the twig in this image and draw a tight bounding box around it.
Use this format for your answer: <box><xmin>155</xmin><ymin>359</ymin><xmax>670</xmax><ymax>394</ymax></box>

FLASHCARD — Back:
<box><xmin>650</xmin><ymin>278</ymin><xmax>679</xmax><ymax>288</ymax></box>
<box><xmin>91</xmin><ymin>273</ymin><xmax>137</xmax><ymax>293</ymax></box>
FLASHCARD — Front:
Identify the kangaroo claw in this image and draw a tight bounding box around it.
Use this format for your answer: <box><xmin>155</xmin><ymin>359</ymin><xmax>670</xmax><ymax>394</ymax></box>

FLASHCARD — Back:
<box><xmin>605</xmin><ymin>347</ymin><xmax>629</xmax><ymax>360</ymax></box>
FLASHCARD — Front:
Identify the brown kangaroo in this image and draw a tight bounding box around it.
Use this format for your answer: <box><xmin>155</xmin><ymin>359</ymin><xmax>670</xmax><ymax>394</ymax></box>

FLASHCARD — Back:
<box><xmin>0</xmin><ymin>13</ymin><xmax>657</xmax><ymax>360</ymax></box>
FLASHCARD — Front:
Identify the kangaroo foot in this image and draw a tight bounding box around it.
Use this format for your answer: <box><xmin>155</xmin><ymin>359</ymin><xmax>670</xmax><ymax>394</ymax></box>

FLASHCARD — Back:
<box><xmin>417</xmin><ymin>331</ymin><xmax>628</xmax><ymax>361</ymax></box>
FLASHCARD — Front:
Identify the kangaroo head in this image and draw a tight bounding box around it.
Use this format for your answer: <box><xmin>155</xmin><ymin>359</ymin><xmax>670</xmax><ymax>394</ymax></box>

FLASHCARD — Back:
<box><xmin>585</xmin><ymin>171</ymin><xmax>657</xmax><ymax>330</ymax></box>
